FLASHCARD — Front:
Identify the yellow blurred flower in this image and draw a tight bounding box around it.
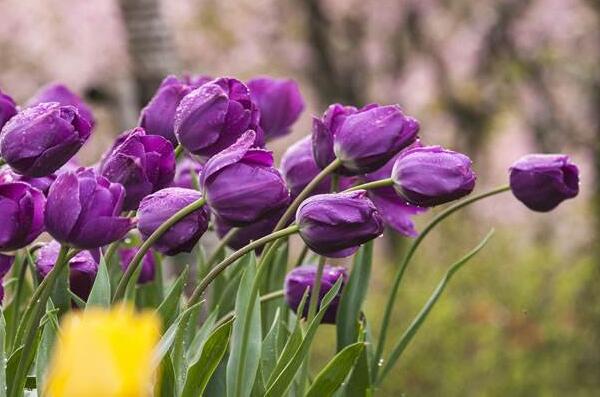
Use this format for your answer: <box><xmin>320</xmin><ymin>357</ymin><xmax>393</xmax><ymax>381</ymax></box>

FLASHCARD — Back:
<box><xmin>45</xmin><ymin>305</ymin><xmax>160</xmax><ymax>397</ymax></box>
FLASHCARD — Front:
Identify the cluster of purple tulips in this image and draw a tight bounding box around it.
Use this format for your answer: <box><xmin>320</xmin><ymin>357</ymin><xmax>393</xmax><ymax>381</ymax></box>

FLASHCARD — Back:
<box><xmin>0</xmin><ymin>73</ymin><xmax>580</xmax><ymax>393</ymax></box>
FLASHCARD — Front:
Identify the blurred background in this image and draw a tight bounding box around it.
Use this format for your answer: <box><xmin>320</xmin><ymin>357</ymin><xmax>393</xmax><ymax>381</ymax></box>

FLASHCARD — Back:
<box><xmin>0</xmin><ymin>0</ymin><xmax>597</xmax><ymax>395</ymax></box>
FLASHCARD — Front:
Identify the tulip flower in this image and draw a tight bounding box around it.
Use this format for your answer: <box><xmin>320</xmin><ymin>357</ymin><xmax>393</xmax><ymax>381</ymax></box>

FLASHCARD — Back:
<box><xmin>36</xmin><ymin>240</ymin><xmax>100</xmax><ymax>300</ymax></box>
<box><xmin>45</xmin><ymin>306</ymin><xmax>160</xmax><ymax>397</ymax></box>
<box><xmin>296</xmin><ymin>190</ymin><xmax>384</xmax><ymax>257</ymax></box>
<box><xmin>0</xmin><ymin>254</ymin><xmax>14</xmax><ymax>303</ymax></box>
<box><xmin>0</xmin><ymin>181</ymin><xmax>45</xmax><ymax>251</ymax></box>
<box><xmin>284</xmin><ymin>265</ymin><xmax>347</xmax><ymax>323</ymax></box>
<box><xmin>201</xmin><ymin>130</ymin><xmax>289</xmax><ymax>226</ymax></box>
<box><xmin>248</xmin><ymin>76</ymin><xmax>304</xmax><ymax>140</ymax></box>
<box><xmin>45</xmin><ymin>169</ymin><xmax>133</xmax><ymax>249</ymax></box>
<box><xmin>171</xmin><ymin>156</ymin><xmax>203</xmax><ymax>190</ymax></box>
<box><xmin>137</xmin><ymin>187</ymin><xmax>210</xmax><ymax>256</ymax></box>
<box><xmin>138</xmin><ymin>76</ymin><xmax>192</xmax><ymax>146</ymax></box>
<box><xmin>174</xmin><ymin>77</ymin><xmax>263</xmax><ymax>159</ymax></box>
<box><xmin>99</xmin><ymin>127</ymin><xmax>175</xmax><ymax>211</ymax></box>
<box><xmin>27</xmin><ymin>83</ymin><xmax>96</xmax><ymax>128</ymax></box>
<box><xmin>0</xmin><ymin>102</ymin><xmax>92</xmax><ymax>177</ymax></box>
<box><xmin>392</xmin><ymin>146</ymin><xmax>476</xmax><ymax>207</ymax></box>
<box><xmin>509</xmin><ymin>154</ymin><xmax>579</xmax><ymax>212</ymax></box>
<box><xmin>0</xmin><ymin>89</ymin><xmax>17</xmax><ymax>130</ymax></box>
<box><xmin>280</xmin><ymin>136</ymin><xmax>331</xmax><ymax>199</ymax></box>
<box><xmin>119</xmin><ymin>247</ymin><xmax>156</xmax><ymax>284</ymax></box>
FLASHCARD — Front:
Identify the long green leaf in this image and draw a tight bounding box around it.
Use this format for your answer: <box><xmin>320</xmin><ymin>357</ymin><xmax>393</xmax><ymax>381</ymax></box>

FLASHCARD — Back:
<box><xmin>377</xmin><ymin>230</ymin><xmax>495</xmax><ymax>383</ymax></box>
<box><xmin>265</xmin><ymin>277</ymin><xmax>343</xmax><ymax>397</ymax></box>
<box><xmin>306</xmin><ymin>342</ymin><xmax>365</xmax><ymax>397</ymax></box>
<box><xmin>172</xmin><ymin>303</ymin><xmax>203</xmax><ymax>395</ymax></box>
<box><xmin>260</xmin><ymin>309</ymin><xmax>280</xmax><ymax>384</ymax></box>
<box><xmin>187</xmin><ymin>308</ymin><xmax>218</xmax><ymax>365</ymax></box>
<box><xmin>153</xmin><ymin>302</ymin><xmax>202</xmax><ymax>368</ymax></box>
<box><xmin>181</xmin><ymin>320</ymin><xmax>233</xmax><ymax>397</ymax></box>
<box><xmin>337</xmin><ymin>241</ymin><xmax>373</xmax><ymax>350</ymax></box>
<box><xmin>86</xmin><ymin>254</ymin><xmax>111</xmax><ymax>308</ymax></box>
<box><xmin>226</xmin><ymin>253</ymin><xmax>261</xmax><ymax>397</ymax></box>
<box><xmin>156</xmin><ymin>267</ymin><xmax>189</xmax><ymax>328</ymax></box>
<box><xmin>35</xmin><ymin>301</ymin><xmax>59</xmax><ymax>395</ymax></box>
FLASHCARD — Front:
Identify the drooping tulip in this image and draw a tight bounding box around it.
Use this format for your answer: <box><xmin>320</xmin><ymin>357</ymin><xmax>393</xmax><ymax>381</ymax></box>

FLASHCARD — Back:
<box><xmin>99</xmin><ymin>127</ymin><xmax>175</xmax><ymax>211</ymax></box>
<box><xmin>509</xmin><ymin>154</ymin><xmax>579</xmax><ymax>212</ymax></box>
<box><xmin>27</xmin><ymin>83</ymin><xmax>95</xmax><ymax>128</ymax></box>
<box><xmin>392</xmin><ymin>146</ymin><xmax>476</xmax><ymax>207</ymax></box>
<box><xmin>45</xmin><ymin>168</ymin><xmax>134</xmax><ymax>249</ymax></box>
<box><xmin>280</xmin><ymin>136</ymin><xmax>331</xmax><ymax>200</ymax></box>
<box><xmin>201</xmin><ymin>130</ymin><xmax>289</xmax><ymax>226</ymax></box>
<box><xmin>0</xmin><ymin>181</ymin><xmax>45</xmax><ymax>251</ymax></box>
<box><xmin>0</xmin><ymin>102</ymin><xmax>91</xmax><ymax>177</ymax></box>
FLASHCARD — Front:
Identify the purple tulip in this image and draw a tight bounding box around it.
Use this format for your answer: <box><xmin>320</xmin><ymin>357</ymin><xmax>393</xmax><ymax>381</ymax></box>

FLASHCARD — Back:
<box><xmin>284</xmin><ymin>265</ymin><xmax>347</xmax><ymax>324</ymax></box>
<box><xmin>280</xmin><ymin>136</ymin><xmax>331</xmax><ymax>200</ymax></box>
<box><xmin>137</xmin><ymin>187</ymin><xmax>210</xmax><ymax>256</ymax></box>
<box><xmin>0</xmin><ymin>90</ymin><xmax>17</xmax><ymax>130</ymax></box>
<box><xmin>392</xmin><ymin>146</ymin><xmax>476</xmax><ymax>207</ymax></box>
<box><xmin>182</xmin><ymin>74</ymin><xmax>213</xmax><ymax>89</ymax></box>
<box><xmin>0</xmin><ymin>181</ymin><xmax>45</xmax><ymax>251</ymax></box>
<box><xmin>174</xmin><ymin>77</ymin><xmax>263</xmax><ymax>159</ymax></box>
<box><xmin>296</xmin><ymin>190</ymin><xmax>384</xmax><ymax>258</ymax></box>
<box><xmin>509</xmin><ymin>154</ymin><xmax>579</xmax><ymax>212</ymax></box>
<box><xmin>45</xmin><ymin>168</ymin><xmax>133</xmax><ymax>249</ymax></box>
<box><xmin>214</xmin><ymin>207</ymin><xmax>285</xmax><ymax>252</ymax></box>
<box><xmin>0</xmin><ymin>159</ymin><xmax>80</xmax><ymax>196</ymax></box>
<box><xmin>27</xmin><ymin>83</ymin><xmax>95</xmax><ymax>128</ymax></box>
<box><xmin>99</xmin><ymin>127</ymin><xmax>175</xmax><ymax>211</ymax></box>
<box><xmin>172</xmin><ymin>157</ymin><xmax>203</xmax><ymax>190</ymax></box>
<box><xmin>248</xmin><ymin>76</ymin><xmax>304</xmax><ymax>140</ymax></box>
<box><xmin>201</xmin><ymin>131</ymin><xmax>289</xmax><ymax>226</ymax></box>
<box><xmin>139</xmin><ymin>76</ymin><xmax>192</xmax><ymax>146</ymax></box>
<box><xmin>0</xmin><ymin>102</ymin><xmax>92</xmax><ymax>177</ymax></box>
<box><xmin>334</xmin><ymin>105</ymin><xmax>419</xmax><ymax>174</ymax></box>
<box><xmin>36</xmin><ymin>240</ymin><xmax>99</xmax><ymax>300</ymax></box>
<box><xmin>119</xmin><ymin>247</ymin><xmax>156</xmax><ymax>284</ymax></box>
<box><xmin>0</xmin><ymin>254</ymin><xmax>14</xmax><ymax>303</ymax></box>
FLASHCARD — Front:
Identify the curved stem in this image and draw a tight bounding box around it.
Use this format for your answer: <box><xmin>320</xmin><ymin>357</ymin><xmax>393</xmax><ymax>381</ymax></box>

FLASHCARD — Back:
<box><xmin>9</xmin><ymin>244</ymin><xmax>70</xmax><ymax>397</ymax></box>
<box><xmin>215</xmin><ymin>289</ymin><xmax>284</xmax><ymax>327</ymax></box>
<box><xmin>345</xmin><ymin>178</ymin><xmax>393</xmax><ymax>192</ymax></box>
<box><xmin>204</xmin><ymin>228</ymin><xmax>239</xmax><ymax>268</ymax></box>
<box><xmin>188</xmin><ymin>225</ymin><xmax>299</xmax><ymax>306</ymax></box>
<box><xmin>113</xmin><ymin>197</ymin><xmax>207</xmax><ymax>301</ymax></box>
<box><xmin>306</xmin><ymin>255</ymin><xmax>326</xmax><ymax>322</ymax></box>
<box><xmin>174</xmin><ymin>144</ymin><xmax>184</xmax><ymax>159</ymax></box>
<box><xmin>371</xmin><ymin>184</ymin><xmax>510</xmax><ymax>382</ymax></box>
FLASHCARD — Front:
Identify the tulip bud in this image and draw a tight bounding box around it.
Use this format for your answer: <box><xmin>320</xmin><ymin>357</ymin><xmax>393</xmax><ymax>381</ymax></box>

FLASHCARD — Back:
<box><xmin>0</xmin><ymin>90</ymin><xmax>17</xmax><ymax>130</ymax></box>
<box><xmin>201</xmin><ymin>131</ymin><xmax>289</xmax><ymax>226</ymax></box>
<box><xmin>137</xmin><ymin>187</ymin><xmax>210</xmax><ymax>256</ymax></box>
<box><xmin>27</xmin><ymin>83</ymin><xmax>95</xmax><ymax>128</ymax></box>
<box><xmin>248</xmin><ymin>76</ymin><xmax>304</xmax><ymax>140</ymax></box>
<box><xmin>172</xmin><ymin>157</ymin><xmax>203</xmax><ymax>190</ymax></box>
<box><xmin>509</xmin><ymin>154</ymin><xmax>579</xmax><ymax>212</ymax></box>
<box><xmin>0</xmin><ymin>102</ymin><xmax>92</xmax><ymax>177</ymax></box>
<box><xmin>0</xmin><ymin>181</ymin><xmax>45</xmax><ymax>251</ymax></box>
<box><xmin>392</xmin><ymin>146</ymin><xmax>476</xmax><ymax>207</ymax></box>
<box><xmin>45</xmin><ymin>169</ymin><xmax>134</xmax><ymax>249</ymax></box>
<box><xmin>175</xmin><ymin>77</ymin><xmax>263</xmax><ymax>159</ymax></box>
<box><xmin>99</xmin><ymin>127</ymin><xmax>175</xmax><ymax>211</ymax></box>
<box><xmin>0</xmin><ymin>254</ymin><xmax>14</xmax><ymax>303</ymax></box>
<box><xmin>138</xmin><ymin>76</ymin><xmax>192</xmax><ymax>146</ymax></box>
<box><xmin>119</xmin><ymin>248</ymin><xmax>156</xmax><ymax>284</ymax></box>
<box><xmin>296</xmin><ymin>190</ymin><xmax>384</xmax><ymax>258</ymax></box>
<box><xmin>334</xmin><ymin>105</ymin><xmax>419</xmax><ymax>174</ymax></box>
<box><xmin>284</xmin><ymin>265</ymin><xmax>347</xmax><ymax>324</ymax></box>
<box><xmin>36</xmin><ymin>240</ymin><xmax>99</xmax><ymax>300</ymax></box>
<box><xmin>280</xmin><ymin>136</ymin><xmax>331</xmax><ymax>200</ymax></box>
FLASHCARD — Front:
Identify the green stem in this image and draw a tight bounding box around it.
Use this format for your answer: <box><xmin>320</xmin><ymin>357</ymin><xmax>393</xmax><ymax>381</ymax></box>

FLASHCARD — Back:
<box><xmin>113</xmin><ymin>197</ymin><xmax>207</xmax><ymax>301</ymax></box>
<box><xmin>9</xmin><ymin>244</ymin><xmax>70</xmax><ymax>397</ymax></box>
<box><xmin>174</xmin><ymin>144</ymin><xmax>184</xmax><ymax>159</ymax></box>
<box><xmin>7</xmin><ymin>254</ymin><xmax>26</xmax><ymax>350</ymax></box>
<box><xmin>204</xmin><ymin>228</ymin><xmax>239</xmax><ymax>268</ymax></box>
<box><xmin>371</xmin><ymin>184</ymin><xmax>510</xmax><ymax>382</ymax></box>
<box><xmin>215</xmin><ymin>289</ymin><xmax>284</xmax><ymax>327</ymax></box>
<box><xmin>306</xmin><ymin>256</ymin><xmax>326</xmax><ymax>322</ymax></box>
<box><xmin>345</xmin><ymin>178</ymin><xmax>393</xmax><ymax>192</ymax></box>
<box><xmin>188</xmin><ymin>225</ymin><xmax>299</xmax><ymax>306</ymax></box>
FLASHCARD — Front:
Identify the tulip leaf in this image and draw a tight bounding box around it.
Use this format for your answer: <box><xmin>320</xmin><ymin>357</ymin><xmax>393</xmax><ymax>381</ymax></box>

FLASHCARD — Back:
<box><xmin>156</xmin><ymin>266</ymin><xmax>188</xmax><ymax>328</ymax></box>
<box><xmin>187</xmin><ymin>307</ymin><xmax>218</xmax><ymax>365</ymax></box>
<box><xmin>0</xmin><ymin>309</ymin><xmax>6</xmax><ymax>397</ymax></box>
<box><xmin>158</xmin><ymin>354</ymin><xmax>176</xmax><ymax>397</ymax></box>
<box><xmin>306</xmin><ymin>342</ymin><xmax>365</xmax><ymax>397</ymax></box>
<box><xmin>153</xmin><ymin>301</ymin><xmax>202</xmax><ymax>368</ymax></box>
<box><xmin>263</xmin><ymin>242</ymin><xmax>288</xmax><ymax>331</ymax></box>
<box><xmin>337</xmin><ymin>241</ymin><xmax>372</xmax><ymax>350</ymax></box>
<box><xmin>172</xmin><ymin>303</ymin><xmax>203</xmax><ymax>395</ymax></box>
<box><xmin>86</xmin><ymin>254</ymin><xmax>111</xmax><ymax>308</ymax></box>
<box><xmin>181</xmin><ymin>319</ymin><xmax>233</xmax><ymax>397</ymax></box>
<box><xmin>264</xmin><ymin>277</ymin><xmax>343</xmax><ymax>397</ymax></box>
<box><xmin>35</xmin><ymin>300</ymin><xmax>59</xmax><ymax>395</ymax></box>
<box><xmin>341</xmin><ymin>319</ymin><xmax>373</xmax><ymax>397</ymax></box>
<box><xmin>260</xmin><ymin>309</ymin><xmax>281</xmax><ymax>384</ymax></box>
<box><xmin>377</xmin><ymin>230</ymin><xmax>495</xmax><ymax>383</ymax></box>
<box><xmin>226</xmin><ymin>252</ymin><xmax>262</xmax><ymax>397</ymax></box>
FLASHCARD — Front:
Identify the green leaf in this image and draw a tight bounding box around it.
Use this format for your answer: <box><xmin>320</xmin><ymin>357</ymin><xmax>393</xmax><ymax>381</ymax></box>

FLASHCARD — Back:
<box><xmin>306</xmin><ymin>342</ymin><xmax>365</xmax><ymax>397</ymax></box>
<box><xmin>377</xmin><ymin>230</ymin><xmax>495</xmax><ymax>383</ymax></box>
<box><xmin>153</xmin><ymin>302</ymin><xmax>202</xmax><ymax>368</ymax></box>
<box><xmin>35</xmin><ymin>301</ymin><xmax>59</xmax><ymax>394</ymax></box>
<box><xmin>86</xmin><ymin>254</ymin><xmax>111</xmax><ymax>308</ymax></box>
<box><xmin>0</xmin><ymin>309</ymin><xmax>7</xmax><ymax>397</ymax></box>
<box><xmin>187</xmin><ymin>308</ymin><xmax>218</xmax><ymax>365</ymax></box>
<box><xmin>342</xmin><ymin>319</ymin><xmax>372</xmax><ymax>397</ymax></box>
<box><xmin>156</xmin><ymin>267</ymin><xmax>189</xmax><ymax>329</ymax></box>
<box><xmin>157</xmin><ymin>354</ymin><xmax>176</xmax><ymax>397</ymax></box>
<box><xmin>263</xmin><ymin>243</ymin><xmax>288</xmax><ymax>331</ymax></box>
<box><xmin>226</xmin><ymin>253</ymin><xmax>262</xmax><ymax>397</ymax></box>
<box><xmin>260</xmin><ymin>309</ymin><xmax>281</xmax><ymax>384</ymax></box>
<box><xmin>50</xmin><ymin>257</ymin><xmax>70</xmax><ymax>315</ymax></box>
<box><xmin>181</xmin><ymin>320</ymin><xmax>233</xmax><ymax>397</ymax></box>
<box><xmin>337</xmin><ymin>241</ymin><xmax>372</xmax><ymax>350</ymax></box>
<box><xmin>265</xmin><ymin>277</ymin><xmax>343</xmax><ymax>397</ymax></box>
<box><xmin>171</xmin><ymin>303</ymin><xmax>203</xmax><ymax>395</ymax></box>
